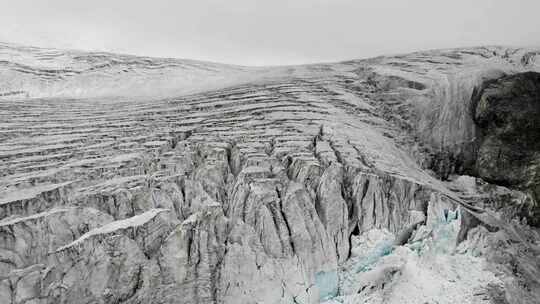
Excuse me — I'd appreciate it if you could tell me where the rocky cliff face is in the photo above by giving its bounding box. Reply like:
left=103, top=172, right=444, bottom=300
left=1, top=43, right=540, bottom=304
left=472, top=72, right=540, bottom=225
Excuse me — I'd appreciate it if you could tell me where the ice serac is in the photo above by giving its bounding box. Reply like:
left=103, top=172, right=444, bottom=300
left=156, top=205, right=228, bottom=303
left=352, top=172, right=430, bottom=234
left=316, top=163, right=349, bottom=263
left=1, top=43, right=540, bottom=304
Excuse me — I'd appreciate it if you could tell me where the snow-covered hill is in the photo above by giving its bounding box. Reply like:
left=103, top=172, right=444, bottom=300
left=0, top=42, right=280, bottom=99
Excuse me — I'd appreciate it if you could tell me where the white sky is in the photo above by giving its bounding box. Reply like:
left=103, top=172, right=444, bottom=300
left=1, top=0, right=540, bottom=66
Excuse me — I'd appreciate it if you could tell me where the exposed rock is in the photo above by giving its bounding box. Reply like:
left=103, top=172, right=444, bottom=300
left=473, top=72, right=540, bottom=225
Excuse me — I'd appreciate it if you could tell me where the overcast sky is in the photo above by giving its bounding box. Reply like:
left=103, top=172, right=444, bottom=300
left=1, top=0, right=540, bottom=65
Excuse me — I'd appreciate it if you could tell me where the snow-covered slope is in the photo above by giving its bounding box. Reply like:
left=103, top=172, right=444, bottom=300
left=1, top=43, right=540, bottom=304
left=0, top=42, right=282, bottom=99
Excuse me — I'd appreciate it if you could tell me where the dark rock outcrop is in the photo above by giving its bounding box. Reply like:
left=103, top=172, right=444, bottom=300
left=473, top=72, right=540, bottom=225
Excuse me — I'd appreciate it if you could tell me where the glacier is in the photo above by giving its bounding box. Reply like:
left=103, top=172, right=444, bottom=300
left=1, top=42, right=540, bottom=303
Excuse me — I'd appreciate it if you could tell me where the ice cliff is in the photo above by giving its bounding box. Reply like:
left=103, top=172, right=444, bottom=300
left=1, top=42, right=540, bottom=303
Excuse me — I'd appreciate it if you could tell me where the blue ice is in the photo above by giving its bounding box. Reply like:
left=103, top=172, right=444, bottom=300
left=315, top=270, right=339, bottom=301
left=355, top=240, right=394, bottom=273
